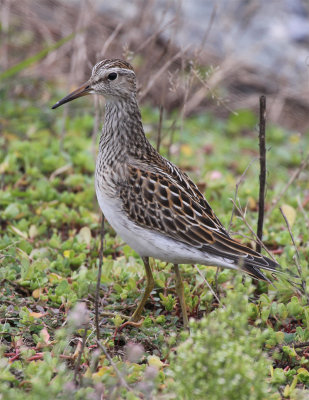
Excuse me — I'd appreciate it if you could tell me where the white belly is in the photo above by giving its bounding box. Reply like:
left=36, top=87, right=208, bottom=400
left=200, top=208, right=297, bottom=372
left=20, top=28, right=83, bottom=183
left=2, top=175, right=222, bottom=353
left=95, top=183, right=237, bottom=269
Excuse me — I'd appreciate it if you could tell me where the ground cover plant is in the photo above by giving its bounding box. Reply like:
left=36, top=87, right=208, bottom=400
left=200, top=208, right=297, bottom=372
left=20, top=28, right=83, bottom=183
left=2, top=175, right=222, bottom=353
left=0, top=6, right=309, bottom=397
left=0, top=67, right=309, bottom=399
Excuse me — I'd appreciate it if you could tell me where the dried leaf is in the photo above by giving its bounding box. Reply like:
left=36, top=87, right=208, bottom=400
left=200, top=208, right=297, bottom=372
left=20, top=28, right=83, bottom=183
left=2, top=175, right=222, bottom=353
left=10, top=226, right=28, bottom=239
left=73, top=340, right=82, bottom=359
left=29, top=224, right=39, bottom=239
left=48, top=273, right=64, bottom=283
left=41, top=328, right=50, bottom=344
left=147, top=355, right=163, bottom=369
left=35, top=327, right=51, bottom=350
left=32, top=288, right=44, bottom=299
left=78, top=226, right=92, bottom=247
left=248, top=196, right=257, bottom=211
left=0, top=160, right=9, bottom=174
left=29, top=312, right=44, bottom=319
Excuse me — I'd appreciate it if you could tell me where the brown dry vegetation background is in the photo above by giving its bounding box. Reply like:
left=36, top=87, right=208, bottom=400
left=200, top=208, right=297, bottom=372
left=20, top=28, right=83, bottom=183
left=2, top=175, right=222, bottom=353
left=2, top=0, right=309, bottom=133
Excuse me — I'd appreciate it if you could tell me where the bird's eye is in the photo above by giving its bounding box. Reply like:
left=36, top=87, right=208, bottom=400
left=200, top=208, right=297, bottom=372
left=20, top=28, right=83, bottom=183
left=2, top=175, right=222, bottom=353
left=107, top=72, right=117, bottom=81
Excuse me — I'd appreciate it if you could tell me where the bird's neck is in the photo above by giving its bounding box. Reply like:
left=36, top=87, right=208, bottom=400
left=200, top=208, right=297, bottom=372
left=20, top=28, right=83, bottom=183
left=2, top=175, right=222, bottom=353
left=99, top=94, right=151, bottom=160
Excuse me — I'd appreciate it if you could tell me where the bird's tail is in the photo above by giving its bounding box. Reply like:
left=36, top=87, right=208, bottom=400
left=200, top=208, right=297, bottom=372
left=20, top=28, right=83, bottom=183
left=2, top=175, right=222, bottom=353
left=236, top=252, right=299, bottom=290
left=239, top=254, right=280, bottom=283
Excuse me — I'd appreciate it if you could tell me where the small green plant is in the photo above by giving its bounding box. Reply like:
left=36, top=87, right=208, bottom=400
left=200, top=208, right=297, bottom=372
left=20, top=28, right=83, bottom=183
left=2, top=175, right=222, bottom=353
left=168, top=283, right=272, bottom=400
left=159, top=293, right=176, bottom=312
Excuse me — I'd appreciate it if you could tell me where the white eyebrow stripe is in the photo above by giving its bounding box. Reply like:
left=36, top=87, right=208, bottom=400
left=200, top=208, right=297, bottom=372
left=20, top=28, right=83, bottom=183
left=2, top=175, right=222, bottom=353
left=92, top=67, right=135, bottom=81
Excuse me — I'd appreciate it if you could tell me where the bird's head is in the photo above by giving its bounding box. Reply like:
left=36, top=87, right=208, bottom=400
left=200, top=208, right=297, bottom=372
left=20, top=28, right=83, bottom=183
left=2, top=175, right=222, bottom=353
left=52, top=59, right=136, bottom=109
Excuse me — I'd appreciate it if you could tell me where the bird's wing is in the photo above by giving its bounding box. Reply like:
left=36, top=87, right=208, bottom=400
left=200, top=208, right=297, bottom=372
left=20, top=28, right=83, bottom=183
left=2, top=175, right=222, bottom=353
left=119, top=164, right=279, bottom=280
left=159, top=159, right=230, bottom=237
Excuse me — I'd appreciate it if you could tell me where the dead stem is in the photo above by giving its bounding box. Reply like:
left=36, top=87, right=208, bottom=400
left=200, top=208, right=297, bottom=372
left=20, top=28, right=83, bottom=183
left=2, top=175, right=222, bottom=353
left=74, top=323, right=88, bottom=386
left=256, top=95, right=267, bottom=253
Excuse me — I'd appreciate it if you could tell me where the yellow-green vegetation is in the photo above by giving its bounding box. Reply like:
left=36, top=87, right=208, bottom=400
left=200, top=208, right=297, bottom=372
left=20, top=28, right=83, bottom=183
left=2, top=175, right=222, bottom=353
left=0, top=80, right=309, bottom=399
left=170, top=284, right=271, bottom=400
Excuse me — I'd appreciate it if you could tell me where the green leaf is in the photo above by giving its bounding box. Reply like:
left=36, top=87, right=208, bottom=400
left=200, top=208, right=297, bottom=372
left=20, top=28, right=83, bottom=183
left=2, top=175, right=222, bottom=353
left=0, top=33, right=74, bottom=80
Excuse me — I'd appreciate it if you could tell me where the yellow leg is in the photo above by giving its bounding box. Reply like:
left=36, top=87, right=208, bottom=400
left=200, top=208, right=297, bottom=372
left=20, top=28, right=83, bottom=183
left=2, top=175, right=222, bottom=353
left=174, top=264, right=189, bottom=328
left=130, top=257, right=154, bottom=322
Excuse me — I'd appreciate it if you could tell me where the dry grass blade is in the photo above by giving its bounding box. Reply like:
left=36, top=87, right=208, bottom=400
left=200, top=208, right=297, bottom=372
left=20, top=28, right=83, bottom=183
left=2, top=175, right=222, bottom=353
left=96, top=340, right=131, bottom=391
left=139, top=46, right=190, bottom=101
left=135, top=19, right=176, bottom=53
left=279, top=207, right=306, bottom=295
left=184, top=59, right=240, bottom=117
left=99, top=311, right=129, bottom=320
left=49, top=164, right=72, bottom=181
left=193, top=264, right=222, bottom=306
left=268, top=154, right=309, bottom=214
left=188, top=68, right=237, bottom=117
left=230, top=199, right=276, bottom=262
left=99, top=22, right=123, bottom=59
left=297, top=197, right=309, bottom=227
left=228, top=156, right=258, bottom=232
left=198, top=4, right=217, bottom=49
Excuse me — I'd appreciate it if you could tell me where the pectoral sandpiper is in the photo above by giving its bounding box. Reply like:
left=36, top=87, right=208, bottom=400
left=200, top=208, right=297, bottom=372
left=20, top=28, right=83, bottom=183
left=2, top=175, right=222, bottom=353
left=52, top=59, right=279, bottom=326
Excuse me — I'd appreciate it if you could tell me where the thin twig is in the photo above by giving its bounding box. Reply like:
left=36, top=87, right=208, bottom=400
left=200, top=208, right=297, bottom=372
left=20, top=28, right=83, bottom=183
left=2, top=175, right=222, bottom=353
left=230, top=199, right=276, bottom=262
left=268, top=154, right=309, bottom=214
left=167, top=119, right=177, bottom=159
left=270, top=340, right=309, bottom=356
left=228, top=156, right=258, bottom=232
left=74, top=323, right=89, bottom=386
left=96, top=340, right=131, bottom=391
left=214, top=267, right=220, bottom=299
left=279, top=207, right=306, bottom=295
left=139, top=45, right=190, bottom=101
left=95, top=215, right=105, bottom=341
left=190, top=68, right=237, bottom=116
left=193, top=264, right=222, bottom=306
left=198, top=4, right=217, bottom=49
left=293, top=341, right=309, bottom=349
left=297, top=196, right=309, bottom=227
left=156, top=105, right=164, bottom=152
left=256, top=95, right=267, bottom=253
left=99, top=311, right=130, bottom=320
left=99, top=22, right=123, bottom=58
left=135, top=19, right=176, bottom=53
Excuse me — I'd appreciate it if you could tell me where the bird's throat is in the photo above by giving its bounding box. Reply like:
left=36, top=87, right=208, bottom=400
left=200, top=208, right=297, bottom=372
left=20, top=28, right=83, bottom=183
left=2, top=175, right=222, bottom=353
left=99, top=96, right=150, bottom=160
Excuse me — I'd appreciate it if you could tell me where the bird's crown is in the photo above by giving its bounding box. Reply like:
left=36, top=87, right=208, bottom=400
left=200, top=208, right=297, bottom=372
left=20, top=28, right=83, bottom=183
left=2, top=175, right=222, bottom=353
left=92, top=59, right=134, bottom=76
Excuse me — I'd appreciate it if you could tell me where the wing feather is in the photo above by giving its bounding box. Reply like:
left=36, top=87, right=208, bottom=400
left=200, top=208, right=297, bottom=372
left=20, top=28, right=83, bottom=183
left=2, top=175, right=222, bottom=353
left=118, top=164, right=279, bottom=280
